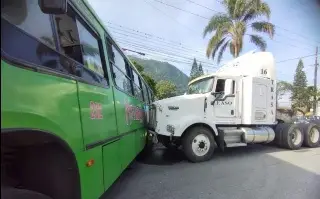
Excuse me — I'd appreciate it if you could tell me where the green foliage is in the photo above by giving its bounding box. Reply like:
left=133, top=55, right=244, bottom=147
left=156, top=80, right=177, bottom=100
left=291, top=59, right=308, bottom=110
left=190, top=58, right=198, bottom=80
left=132, top=61, right=157, bottom=94
left=129, top=56, right=189, bottom=95
left=132, top=61, right=144, bottom=73
left=141, top=73, right=157, bottom=94
left=190, top=59, right=205, bottom=81
left=203, top=0, right=275, bottom=63
left=198, top=63, right=204, bottom=76
left=276, top=80, right=292, bottom=101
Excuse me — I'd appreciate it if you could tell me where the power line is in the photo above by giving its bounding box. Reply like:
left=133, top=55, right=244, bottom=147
left=143, top=0, right=200, bottom=35
left=183, top=0, right=220, bottom=13
left=153, top=0, right=320, bottom=45
left=151, top=0, right=210, bottom=20
left=108, top=21, right=314, bottom=57
left=109, top=30, right=211, bottom=60
left=110, top=30, right=207, bottom=57
left=106, top=21, right=205, bottom=50
left=276, top=53, right=319, bottom=63
left=118, top=41, right=217, bottom=67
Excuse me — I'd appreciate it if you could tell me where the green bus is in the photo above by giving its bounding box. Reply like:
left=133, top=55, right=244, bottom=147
left=1, top=0, right=155, bottom=198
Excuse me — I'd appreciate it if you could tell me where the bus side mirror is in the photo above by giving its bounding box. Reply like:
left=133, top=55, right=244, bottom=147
left=39, top=0, right=68, bottom=14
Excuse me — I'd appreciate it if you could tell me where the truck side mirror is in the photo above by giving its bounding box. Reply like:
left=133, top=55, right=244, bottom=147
left=224, top=79, right=233, bottom=96
left=39, top=0, right=68, bottom=14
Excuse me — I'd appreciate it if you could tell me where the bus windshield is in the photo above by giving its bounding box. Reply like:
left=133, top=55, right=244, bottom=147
left=187, top=77, right=214, bottom=94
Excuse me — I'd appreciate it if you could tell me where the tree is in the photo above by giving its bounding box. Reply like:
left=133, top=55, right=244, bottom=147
left=291, top=59, right=308, bottom=110
left=304, top=86, right=320, bottom=111
left=276, top=80, right=292, bottom=108
left=190, top=58, right=198, bottom=80
left=203, top=0, right=275, bottom=64
left=198, top=63, right=204, bottom=76
left=132, top=61, right=157, bottom=94
left=156, top=80, right=177, bottom=99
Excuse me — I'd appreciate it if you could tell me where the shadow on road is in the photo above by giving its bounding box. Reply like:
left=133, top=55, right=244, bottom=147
left=136, top=144, right=185, bottom=165
left=136, top=143, right=290, bottom=166
left=102, top=144, right=320, bottom=199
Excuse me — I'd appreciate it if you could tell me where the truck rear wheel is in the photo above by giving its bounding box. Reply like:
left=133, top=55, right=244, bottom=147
left=182, top=126, right=215, bottom=163
left=300, top=123, right=320, bottom=148
left=275, top=123, right=304, bottom=150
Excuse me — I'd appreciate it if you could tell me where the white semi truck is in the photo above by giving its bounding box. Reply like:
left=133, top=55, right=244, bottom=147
left=148, top=51, right=320, bottom=162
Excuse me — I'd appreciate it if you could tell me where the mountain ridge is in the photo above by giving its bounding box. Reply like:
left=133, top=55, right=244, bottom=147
left=129, top=56, right=189, bottom=95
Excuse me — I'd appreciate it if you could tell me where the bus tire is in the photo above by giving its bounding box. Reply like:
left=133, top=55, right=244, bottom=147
left=300, top=123, right=320, bottom=148
left=1, top=186, right=52, bottom=199
left=275, top=123, right=303, bottom=150
left=182, top=126, right=215, bottom=163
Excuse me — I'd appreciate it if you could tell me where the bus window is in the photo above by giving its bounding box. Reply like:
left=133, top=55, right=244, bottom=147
left=53, top=6, right=108, bottom=86
left=106, top=39, right=133, bottom=94
left=132, top=69, right=143, bottom=101
left=142, top=81, right=149, bottom=103
left=148, top=88, right=154, bottom=102
left=1, top=0, right=55, bottom=49
left=76, top=20, right=104, bottom=76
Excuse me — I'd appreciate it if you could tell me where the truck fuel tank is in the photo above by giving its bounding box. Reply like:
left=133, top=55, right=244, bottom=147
left=241, top=126, right=275, bottom=144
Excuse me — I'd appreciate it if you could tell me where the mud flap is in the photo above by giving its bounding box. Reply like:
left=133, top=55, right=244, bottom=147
left=218, top=129, right=225, bottom=152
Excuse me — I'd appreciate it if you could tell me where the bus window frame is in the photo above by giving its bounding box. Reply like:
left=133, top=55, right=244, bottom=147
left=0, top=2, right=108, bottom=89
left=56, top=3, right=110, bottom=86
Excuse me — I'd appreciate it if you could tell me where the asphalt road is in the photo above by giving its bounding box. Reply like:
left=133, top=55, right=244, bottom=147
left=103, top=144, right=320, bottom=199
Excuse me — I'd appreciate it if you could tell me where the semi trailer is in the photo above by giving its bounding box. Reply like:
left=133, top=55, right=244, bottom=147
left=148, top=51, right=320, bottom=162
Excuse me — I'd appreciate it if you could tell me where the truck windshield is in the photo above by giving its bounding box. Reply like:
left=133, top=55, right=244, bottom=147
left=187, top=77, right=214, bottom=94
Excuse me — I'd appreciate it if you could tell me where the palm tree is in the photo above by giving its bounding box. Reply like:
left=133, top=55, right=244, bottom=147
left=203, top=0, right=275, bottom=63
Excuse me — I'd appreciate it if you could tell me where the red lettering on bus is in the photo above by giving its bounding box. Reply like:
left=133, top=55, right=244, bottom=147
left=90, top=101, right=103, bottom=119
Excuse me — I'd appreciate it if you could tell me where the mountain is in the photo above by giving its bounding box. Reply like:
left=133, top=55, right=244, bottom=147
left=129, top=56, right=189, bottom=95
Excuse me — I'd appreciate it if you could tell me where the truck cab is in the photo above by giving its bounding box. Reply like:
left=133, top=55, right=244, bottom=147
left=149, top=51, right=319, bottom=162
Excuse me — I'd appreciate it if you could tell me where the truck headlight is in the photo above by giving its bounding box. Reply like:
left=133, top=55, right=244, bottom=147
left=166, top=125, right=175, bottom=133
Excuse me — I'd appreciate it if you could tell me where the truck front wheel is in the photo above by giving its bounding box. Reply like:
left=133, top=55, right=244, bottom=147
left=182, top=126, right=215, bottom=162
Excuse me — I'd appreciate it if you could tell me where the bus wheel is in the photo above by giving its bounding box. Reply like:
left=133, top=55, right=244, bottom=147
left=182, top=126, right=215, bottom=163
left=276, top=123, right=304, bottom=150
left=301, top=123, right=320, bottom=148
left=1, top=187, right=52, bottom=199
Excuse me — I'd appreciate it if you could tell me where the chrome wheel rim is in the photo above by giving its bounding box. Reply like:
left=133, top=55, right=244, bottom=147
left=310, top=127, right=320, bottom=143
left=291, top=128, right=302, bottom=145
left=191, top=134, right=210, bottom=156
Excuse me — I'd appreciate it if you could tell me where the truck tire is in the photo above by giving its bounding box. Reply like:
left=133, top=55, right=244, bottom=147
left=299, top=123, right=320, bottom=148
left=182, top=126, right=215, bottom=163
left=1, top=186, right=52, bottom=199
left=275, top=123, right=304, bottom=150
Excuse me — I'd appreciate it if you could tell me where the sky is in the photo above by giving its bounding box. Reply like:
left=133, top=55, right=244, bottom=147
left=87, top=0, right=320, bottom=106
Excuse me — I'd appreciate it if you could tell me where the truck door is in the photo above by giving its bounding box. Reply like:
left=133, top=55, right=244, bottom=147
left=213, top=78, right=240, bottom=123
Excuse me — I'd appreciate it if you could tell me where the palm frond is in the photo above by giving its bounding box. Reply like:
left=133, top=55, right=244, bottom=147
left=206, top=28, right=229, bottom=57
left=229, top=42, right=235, bottom=57
left=221, top=0, right=238, bottom=17
left=217, top=40, right=229, bottom=64
left=242, top=1, right=271, bottom=22
left=233, top=0, right=246, bottom=19
left=259, top=2, right=271, bottom=19
left=203, top=14, right=231, bottom=37
left=249, top=34, right=267, bottom=51
left=211, top=37, right=227, bottom=61
left=251, top=21, right=275, bottom=38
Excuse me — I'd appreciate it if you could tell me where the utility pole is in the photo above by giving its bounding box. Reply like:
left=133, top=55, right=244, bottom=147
left=313, top=46, right=318, bottom=115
